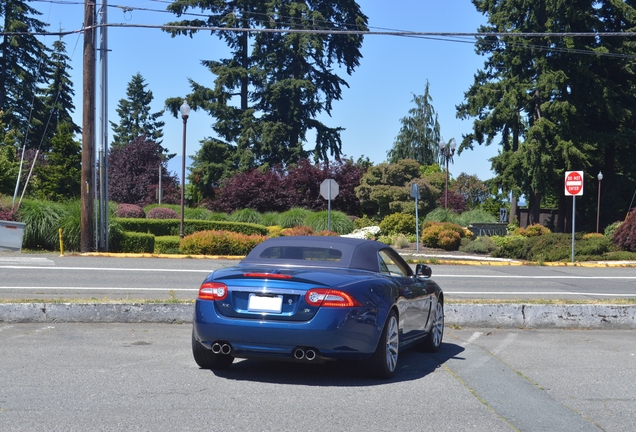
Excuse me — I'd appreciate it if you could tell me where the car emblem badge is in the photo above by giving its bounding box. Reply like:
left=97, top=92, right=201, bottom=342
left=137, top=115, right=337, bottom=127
left=222, top=303, right=230, bottom=308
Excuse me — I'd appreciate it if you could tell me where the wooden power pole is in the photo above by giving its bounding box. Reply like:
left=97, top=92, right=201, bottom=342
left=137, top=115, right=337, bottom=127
left=81, top=0, right=96, bottom=252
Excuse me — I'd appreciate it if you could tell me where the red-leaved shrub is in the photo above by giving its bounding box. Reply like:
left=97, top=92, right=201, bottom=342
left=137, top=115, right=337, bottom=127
left=147, top=207, right=179, bottom=219
left=612, top=208, right=636, bottom=252
left=114, top=204, right=146, bottom=219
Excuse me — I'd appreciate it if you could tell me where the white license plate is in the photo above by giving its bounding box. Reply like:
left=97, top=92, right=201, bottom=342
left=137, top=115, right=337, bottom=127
left=248, top=294, right=283, bottom=313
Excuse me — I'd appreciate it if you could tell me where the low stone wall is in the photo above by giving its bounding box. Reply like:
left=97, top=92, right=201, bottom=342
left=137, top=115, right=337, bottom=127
left=2, top=303, right=635, bottom=329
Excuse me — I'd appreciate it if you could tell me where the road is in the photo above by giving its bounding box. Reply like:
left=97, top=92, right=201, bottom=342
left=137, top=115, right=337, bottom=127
left=1, top=253, right=635, bottom=301
left=1, top=323, right=633, bottom=431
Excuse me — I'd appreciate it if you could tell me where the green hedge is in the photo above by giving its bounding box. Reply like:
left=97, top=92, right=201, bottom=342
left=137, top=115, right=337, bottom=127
left=154, top=236, right=181, bottom=254
left=115, top=218, right=268, bottom=237
left=115, top=232, right=154, bottom=253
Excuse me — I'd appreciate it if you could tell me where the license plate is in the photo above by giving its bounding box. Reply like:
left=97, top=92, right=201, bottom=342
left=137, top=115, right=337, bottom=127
left=248, top=294, right=283, bottom=313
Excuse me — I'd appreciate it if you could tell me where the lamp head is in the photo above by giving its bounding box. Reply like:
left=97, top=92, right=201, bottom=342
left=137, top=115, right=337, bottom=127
left=180, top=100, right=191, bottom=120
left=597, top=171, right=603, bottom=181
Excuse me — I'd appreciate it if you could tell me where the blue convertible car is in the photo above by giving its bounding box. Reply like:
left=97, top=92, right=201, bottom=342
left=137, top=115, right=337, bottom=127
left=192, top=236, right=444, bottom=378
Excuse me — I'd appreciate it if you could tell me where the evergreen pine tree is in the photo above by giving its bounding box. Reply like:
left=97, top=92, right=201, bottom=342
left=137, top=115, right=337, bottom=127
left=110, top=73, right=165, bottom=150
left=0, top=0, right=51, bottom=148
left=387, top=81, right=441, bottom=165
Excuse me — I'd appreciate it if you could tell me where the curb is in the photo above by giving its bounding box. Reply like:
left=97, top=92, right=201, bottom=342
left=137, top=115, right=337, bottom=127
left=2, top=303, right=635, bottom=329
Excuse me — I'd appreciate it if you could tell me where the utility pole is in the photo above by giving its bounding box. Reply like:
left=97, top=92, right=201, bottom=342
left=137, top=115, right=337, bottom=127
left=98, top=0, right=109, bottom=251
left=81, top=0, right=96, bottom=252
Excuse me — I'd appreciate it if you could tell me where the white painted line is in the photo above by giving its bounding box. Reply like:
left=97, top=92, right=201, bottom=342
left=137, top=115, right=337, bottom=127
left=0, top=266, right=211, bottom=272
left=435, top=275, right=636, bottom=279
left=0, top=286, right=198, bottom=291
left=446, top=291, right=636, bottom=296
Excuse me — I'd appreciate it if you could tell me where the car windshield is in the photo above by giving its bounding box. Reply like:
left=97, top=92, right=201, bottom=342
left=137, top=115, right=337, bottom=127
left=259, top=246, right=343, bottom=262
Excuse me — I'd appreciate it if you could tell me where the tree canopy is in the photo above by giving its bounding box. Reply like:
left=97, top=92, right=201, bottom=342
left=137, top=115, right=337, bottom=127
left=387, top=81, right=441, bottom=165
left=165, top=0, right=368, bottom=177
left=458, top=0, right=636, bottom=231
left=110, top=73, right=166, bottom=150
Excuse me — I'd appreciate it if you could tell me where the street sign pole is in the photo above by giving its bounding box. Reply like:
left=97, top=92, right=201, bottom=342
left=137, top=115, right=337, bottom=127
left=328, top=181, right=332, bottom=232
left=320, top=179, right=339, bottom=232
left=571, top=195, right=576, bottom=262
left=564, top=171, right=584, bottom=263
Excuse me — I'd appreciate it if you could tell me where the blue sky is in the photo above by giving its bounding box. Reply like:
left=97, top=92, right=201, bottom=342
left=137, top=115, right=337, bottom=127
left=34, top=0, right=497, bottom=183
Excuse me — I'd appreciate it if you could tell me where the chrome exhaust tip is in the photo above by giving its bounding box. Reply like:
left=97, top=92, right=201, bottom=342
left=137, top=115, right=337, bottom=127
left=293, top=348, right=305, bottom=360
left=305, top=349, right=317, bottom=361
left=211, top=343, right=222, bottom=354
left=221, top=344, right=232, bottom=355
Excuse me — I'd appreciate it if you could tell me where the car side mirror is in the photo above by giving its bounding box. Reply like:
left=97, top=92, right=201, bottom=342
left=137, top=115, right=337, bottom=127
left=415, top=263, right=432, bottom=278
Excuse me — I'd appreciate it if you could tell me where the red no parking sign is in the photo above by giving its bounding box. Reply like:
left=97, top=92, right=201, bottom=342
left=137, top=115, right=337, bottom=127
left=565, top=171, right=584, bottom=196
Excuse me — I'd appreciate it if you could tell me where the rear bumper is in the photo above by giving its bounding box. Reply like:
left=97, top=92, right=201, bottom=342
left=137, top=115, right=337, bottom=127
left=193, top=299, right=383, bottom=360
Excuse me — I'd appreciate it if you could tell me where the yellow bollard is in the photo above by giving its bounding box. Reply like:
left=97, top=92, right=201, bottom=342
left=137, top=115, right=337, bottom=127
left=59, top=228, right=64, bottom=256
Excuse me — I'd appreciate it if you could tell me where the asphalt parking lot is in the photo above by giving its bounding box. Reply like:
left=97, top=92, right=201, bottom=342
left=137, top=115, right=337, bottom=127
left=1, top=323, right=634, bottom=431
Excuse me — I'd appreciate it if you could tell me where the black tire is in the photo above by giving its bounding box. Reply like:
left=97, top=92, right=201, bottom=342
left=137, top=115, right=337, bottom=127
left=421, top=301, right=444, bottom=352
left=191, top=330, right=234, bottom=370
left=368, top=310, right=399, bottom=379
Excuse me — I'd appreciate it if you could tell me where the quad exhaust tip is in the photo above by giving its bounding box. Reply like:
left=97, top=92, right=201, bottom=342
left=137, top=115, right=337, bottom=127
left=211, top=342, right=232, bottom=355
left=293, top=347, right=318, bottom=361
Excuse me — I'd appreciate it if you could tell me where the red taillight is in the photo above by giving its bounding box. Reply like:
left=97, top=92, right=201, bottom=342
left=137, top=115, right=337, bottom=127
left=198, top=282, right=228, bottom=300
left=304, top=288, right=361, bottom=308
left=243, top=273, right=292, bottom=279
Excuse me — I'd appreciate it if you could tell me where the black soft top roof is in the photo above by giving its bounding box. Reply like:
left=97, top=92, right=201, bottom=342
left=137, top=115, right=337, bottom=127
left=240, top=236, right=394, bottom=273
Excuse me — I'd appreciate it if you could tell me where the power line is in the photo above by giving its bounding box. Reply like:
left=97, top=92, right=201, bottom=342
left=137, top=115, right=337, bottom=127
left=7, top=22, right=636, bottom=39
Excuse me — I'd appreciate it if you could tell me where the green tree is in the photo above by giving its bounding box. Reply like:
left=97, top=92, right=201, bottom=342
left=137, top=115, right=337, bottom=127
left=458, top=0, right=636, bottom=231
left=452, top=173, right=489, bottom=209
left=355, top=159, right=439, bottom=218
left=188, top=138, right=238, bottom=201
left=0, top=0, right=51, bottom=148
left=37, top=36, right=80, bottom=148
left=110, top=73, right=165, bottom=149
left=165, top=0, right=368, bottom=169
left=32, top=122, right=81, bottom=201
left=387, top=81, right=441, bottom=165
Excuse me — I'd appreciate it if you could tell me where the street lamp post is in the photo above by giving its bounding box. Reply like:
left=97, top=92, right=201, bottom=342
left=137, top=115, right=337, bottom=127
left=596, top=171, right=603, bottom=233
left=180, top=100, right=191, bottom=239
left=438, top=138, right=456, bottom=209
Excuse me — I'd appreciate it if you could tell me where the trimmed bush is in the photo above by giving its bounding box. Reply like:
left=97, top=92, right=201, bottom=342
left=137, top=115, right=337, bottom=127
left=180, top=230, right=266, bottom=256
left=145, top=204, right=228, bottom=221
left=459, top=236, right=499, bottom=255
left=154, top=236, right=181, bottom=254
left=421, top=221, right=466, bottom=251
left=115, top=204, right=145, bottom=218
left=116, top=218, right=268, bottom=237
left=147, top=207, right=179, bottom=219
left=379, top=213, right=416, bottom=235
left=278, top=208, right=311, bottom=228
left=303, top=210, right=354, bottom=235
left=492, top=233, right=614, bottom=261
left=519, top=223, right=551, bottom=237
left=612, top=209, right=636, bottom=252
left=353, top=215, right=376, bottom=230
left=116, top=232, right=154, bottom=253
left=229, top=208, right=263, bottom=225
